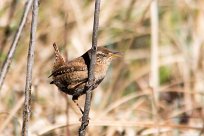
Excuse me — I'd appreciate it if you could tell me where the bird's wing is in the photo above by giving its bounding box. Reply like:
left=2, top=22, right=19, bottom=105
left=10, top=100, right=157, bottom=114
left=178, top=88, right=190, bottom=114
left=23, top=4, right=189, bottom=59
left=49, top=57, right=89, bottom=83
left=48, top=65, right=87, bottom=77
left=49, top=56, right=87, bottom=77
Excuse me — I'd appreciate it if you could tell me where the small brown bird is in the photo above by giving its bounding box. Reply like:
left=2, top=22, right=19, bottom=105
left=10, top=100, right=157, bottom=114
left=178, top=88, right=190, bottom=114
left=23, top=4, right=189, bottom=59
left=49, top=43, right=121, bottom=111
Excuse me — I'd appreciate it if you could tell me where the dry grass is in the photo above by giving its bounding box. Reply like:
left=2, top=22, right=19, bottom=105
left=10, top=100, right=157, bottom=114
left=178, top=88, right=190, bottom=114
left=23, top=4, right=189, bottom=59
left=1, top=0, right=204, bottom=135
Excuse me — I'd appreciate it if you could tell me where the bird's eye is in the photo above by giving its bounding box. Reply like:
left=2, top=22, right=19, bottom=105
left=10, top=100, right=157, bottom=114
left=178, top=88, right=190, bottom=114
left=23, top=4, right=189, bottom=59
left=99, top=53, right=106, bottom=57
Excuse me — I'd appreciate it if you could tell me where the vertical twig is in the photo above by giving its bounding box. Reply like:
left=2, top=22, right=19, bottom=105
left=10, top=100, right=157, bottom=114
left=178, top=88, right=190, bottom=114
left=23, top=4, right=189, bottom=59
left=78, top=0, right=101, bottom=136
left=150, top=0, right=159, bottom=135
left=0, top=0, right=33, bottom=91
left=62, top=2, right=70, bottom=135
left=21, top=0, right=39, bottom=136
left=63, top=12, right=70, bottom=136
left=0, top=0, right=18, bottom=58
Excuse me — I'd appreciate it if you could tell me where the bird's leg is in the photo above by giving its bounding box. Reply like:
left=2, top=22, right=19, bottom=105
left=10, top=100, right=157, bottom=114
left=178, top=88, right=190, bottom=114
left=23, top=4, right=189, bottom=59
left=72, top=89, right=91, bottom=122
left=73, top=100, right=84, bottom=114
left=72, top=89, right=85, bottom=114
left=72, top=96, right=84, bottom=115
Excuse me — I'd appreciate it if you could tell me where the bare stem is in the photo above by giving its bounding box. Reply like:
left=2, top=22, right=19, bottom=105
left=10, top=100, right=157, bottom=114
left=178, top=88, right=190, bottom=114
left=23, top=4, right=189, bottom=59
left=21, top=0, right=39, bottom=136
left=0, top=0, right=18, bottom=57
left=0, top=0, right=33, bottom=91
left=78, top=0, right=101, bottom=135
left=150, top=0, right=160, bottom=135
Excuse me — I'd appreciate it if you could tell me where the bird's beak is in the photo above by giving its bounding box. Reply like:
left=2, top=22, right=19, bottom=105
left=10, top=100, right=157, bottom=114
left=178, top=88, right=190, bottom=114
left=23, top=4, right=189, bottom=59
left=111, top=51, right=123, bottom=58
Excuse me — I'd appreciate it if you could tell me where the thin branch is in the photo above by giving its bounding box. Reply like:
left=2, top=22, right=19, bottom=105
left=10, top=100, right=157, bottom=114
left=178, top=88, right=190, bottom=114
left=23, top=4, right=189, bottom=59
left=150, top=0, right=159, bottom=104
left=21, top=0, right=39, bottom=136
left=78, top=0, right=101, bottom=135
left=0, top=0, right=33, bottom=91
left=0, top=0, right=18, bottom=58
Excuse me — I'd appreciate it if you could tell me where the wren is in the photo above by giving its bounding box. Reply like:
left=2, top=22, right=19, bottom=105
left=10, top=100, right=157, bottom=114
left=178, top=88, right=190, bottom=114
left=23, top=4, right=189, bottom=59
left=49, top=43, right=121, bottom=111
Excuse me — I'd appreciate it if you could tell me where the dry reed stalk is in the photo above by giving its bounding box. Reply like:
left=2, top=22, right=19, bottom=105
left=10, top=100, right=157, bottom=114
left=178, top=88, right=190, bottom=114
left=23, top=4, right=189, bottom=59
left=0, top=0, right=18, bottom=56
left=0, top=0, right=33, bottom=91
left=21, top=0, right=39, bottom=135
left=150, top=0, right=160, bottom=135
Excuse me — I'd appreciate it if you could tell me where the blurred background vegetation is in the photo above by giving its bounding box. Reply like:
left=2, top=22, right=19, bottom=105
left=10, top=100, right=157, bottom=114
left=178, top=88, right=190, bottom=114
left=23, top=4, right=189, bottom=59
left=1, top=0, right=204, bottom=136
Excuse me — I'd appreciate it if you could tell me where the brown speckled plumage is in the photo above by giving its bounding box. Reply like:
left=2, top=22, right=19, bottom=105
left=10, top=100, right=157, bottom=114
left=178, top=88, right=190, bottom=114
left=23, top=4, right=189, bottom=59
left=49, top=43, right=121, bottom=100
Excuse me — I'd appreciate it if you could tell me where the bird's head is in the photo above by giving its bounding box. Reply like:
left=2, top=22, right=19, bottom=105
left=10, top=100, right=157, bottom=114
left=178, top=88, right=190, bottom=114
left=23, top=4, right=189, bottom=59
left=96, top=47, right=122, bottom=64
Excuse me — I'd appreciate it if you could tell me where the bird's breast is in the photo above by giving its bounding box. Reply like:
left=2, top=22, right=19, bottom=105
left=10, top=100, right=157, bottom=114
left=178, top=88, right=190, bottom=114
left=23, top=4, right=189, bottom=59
left=94, top=63, right=109, bottom=80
